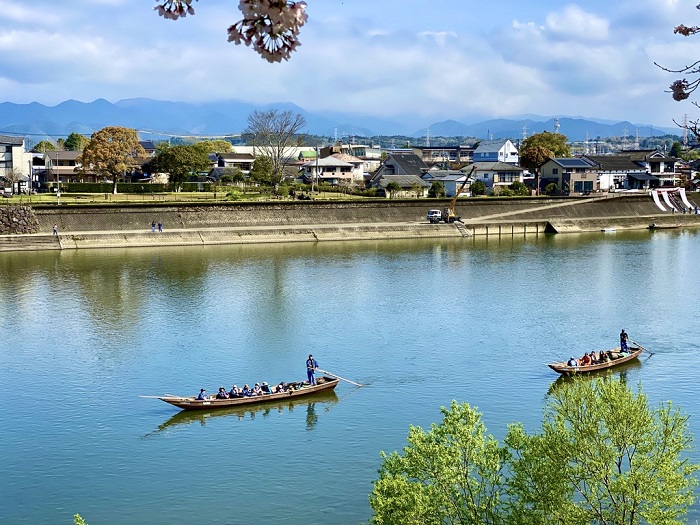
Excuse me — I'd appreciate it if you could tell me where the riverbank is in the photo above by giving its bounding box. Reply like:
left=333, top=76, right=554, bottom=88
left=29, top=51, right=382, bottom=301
left=1, top=193, right=699, bottom=251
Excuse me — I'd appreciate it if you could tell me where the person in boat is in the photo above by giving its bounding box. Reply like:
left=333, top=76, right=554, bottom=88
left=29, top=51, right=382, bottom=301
left=580, top=353, right=592, bottom=366
left=567, top=357, right=578, bottom=367
left=620, top=329, right=629, bottom=352
left=229, top=385, right=240, bottom=398
left=241, top=384, right=251, bottom=397
left=275, top=382, right=287, bottom=393
left=599, top=351, right=610, bottom=363
left=253, top=383, right=263, bottom=396
left=197, top=388, right=207, bottom=400
left=216, top=387, right=228, bottom=399
left=261, top=382, right=272, bottom=394
left=590, top=351, right=599, bottom=364
left=306, top=354, right=319, bottom=385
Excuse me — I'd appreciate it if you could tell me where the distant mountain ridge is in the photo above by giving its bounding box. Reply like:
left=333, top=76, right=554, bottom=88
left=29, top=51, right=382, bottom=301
left=0, top=98, right=680, bottom=143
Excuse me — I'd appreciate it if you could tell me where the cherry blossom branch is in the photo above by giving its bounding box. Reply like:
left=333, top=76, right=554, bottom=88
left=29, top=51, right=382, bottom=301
left=154, top=0, right=308, bottom=63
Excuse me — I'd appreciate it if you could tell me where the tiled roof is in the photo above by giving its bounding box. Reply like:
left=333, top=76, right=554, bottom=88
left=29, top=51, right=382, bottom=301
left=331, top=153, right=363, bottom=163
left=583, top=155, right=646, bottom=171
left=471, top=161, right=523, bottom=171
left=0, top=135, right=25, bottom=145
left=388, top=153, right=429, bottom=175
left=377, top=175, right=430, bottom=188
left=303, top=156, right=354, bottom=167
left=474, top=139, right=509, bottom=153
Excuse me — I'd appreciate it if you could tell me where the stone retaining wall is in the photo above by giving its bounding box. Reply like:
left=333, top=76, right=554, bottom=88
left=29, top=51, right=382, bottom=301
left=0, top=205, right=39, bottom=234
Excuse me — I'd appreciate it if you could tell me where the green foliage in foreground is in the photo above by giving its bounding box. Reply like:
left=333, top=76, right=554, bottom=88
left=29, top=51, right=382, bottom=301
left=74, top=514, right=87, bottom=525
left=370, top=377, right=698, bottom=525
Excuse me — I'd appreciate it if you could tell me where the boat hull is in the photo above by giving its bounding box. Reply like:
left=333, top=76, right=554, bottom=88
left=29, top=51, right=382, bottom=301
left=158, top=376, right=340, bottom=411
left=547, top=346, right=642, bottom=375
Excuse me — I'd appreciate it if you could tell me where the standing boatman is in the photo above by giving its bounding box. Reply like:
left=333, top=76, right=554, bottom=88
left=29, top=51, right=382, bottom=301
left=306, top=354, right=318, bottom=385
left=620, top=329, right=629, bottom=353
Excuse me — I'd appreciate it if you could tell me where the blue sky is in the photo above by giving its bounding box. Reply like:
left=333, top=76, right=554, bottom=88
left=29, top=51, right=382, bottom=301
left=0, top=0, right=699, bottom=127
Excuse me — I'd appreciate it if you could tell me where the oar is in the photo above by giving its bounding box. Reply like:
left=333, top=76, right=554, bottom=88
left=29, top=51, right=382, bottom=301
left=631, top=340, right=654, bottom=355
left=316, top=369, right=363, bottom=387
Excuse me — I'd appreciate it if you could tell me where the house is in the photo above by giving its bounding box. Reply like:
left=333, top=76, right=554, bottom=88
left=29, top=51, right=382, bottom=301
left=371, top=153, right=429, bottom=187
left=0, top=135, right=32, bottom=192
left=370, top=174, right=430, bottom=198
left=299, top=156, right=355, bottom=185
left=471, top=161, right=524, bottom=193
left=539, top=158, right=598, bottom=194
left=329, top=153, right=365, bottom=183
left=625, top=149, right=677, bottom=186
left=415, top=146, right=475, bottom=167
left=139, top=141, right=157, bottom=156
left=472, top=139, right=519, bottom=165
left=44, top=151, right=83, bottom=183
left=421, top=170, right=472, bottom=197
left=216, top=152, right=256, bottom=173
left=582, top=155, right=656, bottom=191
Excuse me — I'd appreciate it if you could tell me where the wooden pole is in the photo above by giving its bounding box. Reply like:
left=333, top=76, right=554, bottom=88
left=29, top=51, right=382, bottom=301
left=630, top=340, right=654, bottom=355
left=316, top=369, right=363, bottom=387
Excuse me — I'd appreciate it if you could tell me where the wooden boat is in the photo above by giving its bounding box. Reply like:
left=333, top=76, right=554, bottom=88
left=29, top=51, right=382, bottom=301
left=153, top=376, right=340, bottom=411
left=547, top=346, right=643, bottom=375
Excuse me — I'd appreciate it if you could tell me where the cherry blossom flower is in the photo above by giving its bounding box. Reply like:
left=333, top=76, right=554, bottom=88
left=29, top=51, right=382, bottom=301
left=154, top=0, right=307, bottom=62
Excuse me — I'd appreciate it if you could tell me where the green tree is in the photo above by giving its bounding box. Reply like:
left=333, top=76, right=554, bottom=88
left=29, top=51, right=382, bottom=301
left=506, top=378, right=698, bottom=525
left=32, top=140, right=56, bottom=153
left=510, top=181, right=531, bottom=196
left=370, top=378, right=698, bottom=525
left=194, top=139, right=233, bottom=154
left=64, top=132, right=90, bottom=151
left=385, top=181, right=401, bottom=198
left=150, top=144, right=210, bottom=189
left=245, top=109, right=306, bottom=186
left=470, top=179, right=487, bottom=196
left=670, top=141, right=683, bottom=158
left=428, top=181, right=445, bottom=198
left=370, top=401, right=506, bottom=525
left=76, top=127, right=146, bottom=193
left=74, top=514, right=88, bottom=525
left=520, top=132, right=571, bottom=159
left=410, top=182, right=422, bottom=198
left=249, top=155, right=274, bottom=184
left=544, top=182, right=559, bottom=196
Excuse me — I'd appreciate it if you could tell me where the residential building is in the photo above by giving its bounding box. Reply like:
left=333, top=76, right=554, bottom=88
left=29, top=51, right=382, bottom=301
left=471, top=161, right=524, bottom=193
left=44, top=151, right=83, bottom=183
left=422, top=170, right=472, bottom=197
left=473, top=139, right=519, bottom=165
left=539, top=158, right=598, bottom=194
left=369, top=174, right=430, bottom=198
left=0, top=135, right=32, bottom=192
left=582, top=155, right=656, bottom=191
left=216, top=152, right=255, bottom=173
left=299, top=156, right=355, bottom=185
left=371, top=153, right=429, bottom=185
left=415, top=146, right=475, bottom=166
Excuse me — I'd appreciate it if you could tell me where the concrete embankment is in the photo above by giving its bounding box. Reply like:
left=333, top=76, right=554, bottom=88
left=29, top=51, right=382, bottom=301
left=0, top=194, right=698, bottom=252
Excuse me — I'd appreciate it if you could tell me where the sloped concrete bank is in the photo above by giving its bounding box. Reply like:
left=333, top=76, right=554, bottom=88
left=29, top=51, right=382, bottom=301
left=0, top=194, right=698, bottom=252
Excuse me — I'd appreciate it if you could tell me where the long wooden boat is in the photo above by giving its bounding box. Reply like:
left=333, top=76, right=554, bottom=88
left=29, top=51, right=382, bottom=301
left=154, top=376, right=340, bottom=411
left=648, top=223, right=680, bottom=230
left=547, top=346, right=643, bottom=375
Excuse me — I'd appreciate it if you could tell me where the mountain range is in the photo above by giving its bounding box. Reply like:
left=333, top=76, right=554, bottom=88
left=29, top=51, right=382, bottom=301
left=0, top=98, right=681, bottom=143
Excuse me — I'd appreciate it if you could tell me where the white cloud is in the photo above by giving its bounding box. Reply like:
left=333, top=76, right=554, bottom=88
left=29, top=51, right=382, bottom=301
left=545, top=5, right=609, bottom=41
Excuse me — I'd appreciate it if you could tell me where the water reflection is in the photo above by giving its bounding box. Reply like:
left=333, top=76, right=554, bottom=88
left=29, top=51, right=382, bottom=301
left=145, top=390, right=339, bottom=438
left=547, top=359, right=643, bottom=396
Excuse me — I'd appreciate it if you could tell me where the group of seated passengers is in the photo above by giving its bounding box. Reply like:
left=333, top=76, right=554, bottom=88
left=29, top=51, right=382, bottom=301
left=214, top=382, right=291, bottom=399
left=567, top=349, right=628, bottom=367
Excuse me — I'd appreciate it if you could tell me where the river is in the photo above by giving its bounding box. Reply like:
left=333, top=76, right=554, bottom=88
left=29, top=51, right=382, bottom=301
left=1, top=230, right=699, bottom=524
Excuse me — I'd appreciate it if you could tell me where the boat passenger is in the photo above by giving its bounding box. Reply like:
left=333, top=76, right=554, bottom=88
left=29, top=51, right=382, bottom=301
left=580, top=353, right=592, bottom=366
left=216, top=387, right=228, bottom=399
left=253, top=383, right=263, bottom=396
left=241, top=384, right=251, bottom=396
left=197, top=388, right=207, bottom=400
left=567, top=357, right=578, bottom=367
left=275, top=382, right=287, bottom=393
left=589, top=351, right=598, bottom=363
left=229, top=385, right=240, bottom=398
left=620, top=329, right=629, bottom=352
left=261, top=382, right=272, bottom=394
left=599, top=351, right=610, bottom=363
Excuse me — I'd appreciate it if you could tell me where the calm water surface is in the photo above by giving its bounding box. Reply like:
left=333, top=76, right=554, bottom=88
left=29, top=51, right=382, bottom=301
left=1, top=231, right=699, bottom=524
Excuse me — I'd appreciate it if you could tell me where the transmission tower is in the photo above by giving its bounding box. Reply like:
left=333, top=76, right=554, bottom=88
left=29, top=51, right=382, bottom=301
left=522, top=124, right=528, bottom=141
left=426, top=128, right=430, bottom=147
left=683, top=114, right=689, bottom=147
left=554, top=117, right=560, bottom=134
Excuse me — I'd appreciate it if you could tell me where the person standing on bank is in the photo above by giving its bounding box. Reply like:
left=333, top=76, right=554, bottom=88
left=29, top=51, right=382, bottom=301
left=53, top=224, right=58, bottom=236
left=306, top=354, right=318, bottom=385
left=620, top=329, right=629, bottom=352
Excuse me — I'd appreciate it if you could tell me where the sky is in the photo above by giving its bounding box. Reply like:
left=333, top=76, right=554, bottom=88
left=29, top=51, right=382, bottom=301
left=1, top=0, right=700, bottom=128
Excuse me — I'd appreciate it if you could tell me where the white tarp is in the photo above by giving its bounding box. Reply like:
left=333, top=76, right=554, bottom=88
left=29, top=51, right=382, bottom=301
left=651, top=190, right=666, bottom=211
left=680, top=188, right=694, bottom=210
left=662, top=191, right=676, bottom=211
